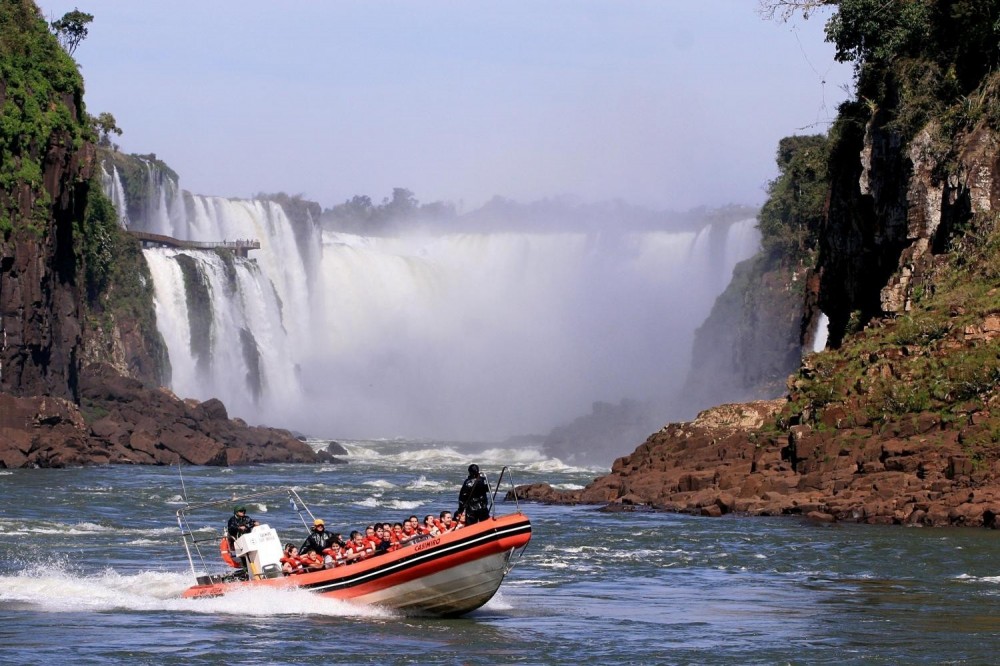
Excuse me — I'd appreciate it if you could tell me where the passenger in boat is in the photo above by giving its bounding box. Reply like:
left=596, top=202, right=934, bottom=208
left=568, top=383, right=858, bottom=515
left=371, top=526, right=392, bottom=555
left=438, top=510, right=455, bottom=533
left=281, top=543, right=306, bottom=574
left=456, top=464, right=491, bottom=524
left=391, top=522, right=407, bottom=545
left=226, top=505, right=254, bottom=546
left=400, top=520, right=419, bottom=543
left=298, top=550, right=325, bottom=571
left=343, top=530, right=374, bottom=563
left=364, top=525, right=380, bottom=545
left=422, top=515, right=441, bottom=536
left=454, top=511, right=466, bottom=529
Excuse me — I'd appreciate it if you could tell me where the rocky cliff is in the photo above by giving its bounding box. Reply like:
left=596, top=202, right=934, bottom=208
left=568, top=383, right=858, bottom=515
left=518, top=4, right=1000, bottom=527
left=0, top=2, right=324, bottom=467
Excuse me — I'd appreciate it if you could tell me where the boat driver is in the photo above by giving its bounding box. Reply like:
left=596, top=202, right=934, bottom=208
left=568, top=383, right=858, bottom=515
left=226, top=505, right=254, bottom=546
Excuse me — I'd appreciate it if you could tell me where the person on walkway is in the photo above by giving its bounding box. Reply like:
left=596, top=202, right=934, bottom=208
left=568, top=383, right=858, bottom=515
left=456, top=464, right=491, bottom=525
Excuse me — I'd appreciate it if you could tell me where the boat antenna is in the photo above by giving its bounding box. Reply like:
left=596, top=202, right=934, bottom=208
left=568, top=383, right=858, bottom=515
left=177, top=455, right=190, bottom=505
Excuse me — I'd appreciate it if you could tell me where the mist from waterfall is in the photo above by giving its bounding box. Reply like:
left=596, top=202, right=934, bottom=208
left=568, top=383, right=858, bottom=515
left=106, top=161, right=760, bottom=442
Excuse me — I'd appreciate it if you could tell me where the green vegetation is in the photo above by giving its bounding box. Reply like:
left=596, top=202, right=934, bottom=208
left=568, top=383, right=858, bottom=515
left=49, top=7, right=92, bottom=56
left=783, top=222, right=1000, bottom=451
left=101, top=149, right=179, bottom=223
left=757, top=134, right=830, bottom=266
left=754, top=1, right=1000, bottom=463
left=322, top=188, right=457, bottom=232
left=0, top=0, right=90, bottom=236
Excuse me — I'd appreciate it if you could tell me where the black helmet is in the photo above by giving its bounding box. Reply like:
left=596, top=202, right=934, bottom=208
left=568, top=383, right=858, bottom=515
left=468, top=464, right=479, bottom=476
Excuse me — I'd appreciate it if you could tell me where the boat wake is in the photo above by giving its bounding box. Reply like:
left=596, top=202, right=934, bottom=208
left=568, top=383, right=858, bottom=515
left=0, top=562, right=395, bottom=618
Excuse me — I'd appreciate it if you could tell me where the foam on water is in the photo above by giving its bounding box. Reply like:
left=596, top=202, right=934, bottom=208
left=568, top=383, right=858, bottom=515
left=0, top=565, right=392, bottom=618
left=363, top=480, right=398, bottom=490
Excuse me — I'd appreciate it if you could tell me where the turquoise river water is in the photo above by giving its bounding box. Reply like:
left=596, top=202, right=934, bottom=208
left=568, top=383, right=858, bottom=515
left=1, top=439, right=999, bottom=665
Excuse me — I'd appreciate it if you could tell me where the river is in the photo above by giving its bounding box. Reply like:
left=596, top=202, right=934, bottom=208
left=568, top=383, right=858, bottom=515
left=2, top=440, right=998, bottom=665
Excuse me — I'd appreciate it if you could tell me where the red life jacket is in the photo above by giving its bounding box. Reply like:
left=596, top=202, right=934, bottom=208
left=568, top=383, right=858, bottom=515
left=281, top=555, right=304, bottom=573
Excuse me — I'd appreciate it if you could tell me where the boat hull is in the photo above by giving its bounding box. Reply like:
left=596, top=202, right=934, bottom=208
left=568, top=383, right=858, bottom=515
left=182, top=512, right=531, bottom=617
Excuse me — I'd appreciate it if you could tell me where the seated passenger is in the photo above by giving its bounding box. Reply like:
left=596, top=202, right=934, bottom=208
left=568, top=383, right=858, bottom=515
left=390, top=522, right=406, bottom=544
left=422, top=515, right=441, bottom=536
left=454, top=511, right=467, bottom=529
left=343, top=530, right=374, bottom=563
left=400, top=521, right=419, bottom=543
left=298, top=550, right=325, bottom=571
left=371, top=526, right=392, bottom=555
left=438, top=510, right=456, bottom=533
left=281, top=543, right=305, bottom=574
left=322, top=541, right=346, bottom=568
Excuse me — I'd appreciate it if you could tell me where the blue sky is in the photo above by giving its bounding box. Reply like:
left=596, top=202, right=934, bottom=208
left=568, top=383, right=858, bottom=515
left=39, top=1, right=853, bottom=211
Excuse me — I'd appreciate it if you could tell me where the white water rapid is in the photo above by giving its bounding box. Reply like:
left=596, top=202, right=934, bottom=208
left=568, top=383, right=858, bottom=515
left=105, top=161, right=760, bottom=441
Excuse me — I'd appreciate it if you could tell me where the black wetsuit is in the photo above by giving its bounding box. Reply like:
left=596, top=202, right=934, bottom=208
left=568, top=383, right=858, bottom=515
left=457, top=473, right=491, bottom=524
left=300, top=528, right=345, bottom=556
left=227, top=513, right=254, bottom=544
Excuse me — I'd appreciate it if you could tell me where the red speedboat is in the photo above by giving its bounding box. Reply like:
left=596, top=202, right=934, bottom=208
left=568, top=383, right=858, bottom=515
left=177, top=477, right=531, bottom=617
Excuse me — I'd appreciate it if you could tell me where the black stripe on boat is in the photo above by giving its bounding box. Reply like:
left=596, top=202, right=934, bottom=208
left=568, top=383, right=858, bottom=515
left=302, top=520, right=532, bottom=593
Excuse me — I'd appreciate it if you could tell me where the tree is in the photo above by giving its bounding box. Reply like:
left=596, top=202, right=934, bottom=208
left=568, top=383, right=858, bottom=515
left=51, top=8, right=94, bottom=56
left=381, top=188, right=419, bottom=219
left=757, top=134, right=831, bottom=265
left=757, top=0, right=832, bottom=22
left=91, top=112, right=122, bottom=148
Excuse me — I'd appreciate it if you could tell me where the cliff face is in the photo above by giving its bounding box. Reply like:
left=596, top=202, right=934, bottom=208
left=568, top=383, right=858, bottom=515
left=0, top=2, right=92, bottom=401
left=684, top=259, right=807, bottom=409
left=520, top=10, right=1000, bottom=527
left=0, top=2, right=321, bottom=468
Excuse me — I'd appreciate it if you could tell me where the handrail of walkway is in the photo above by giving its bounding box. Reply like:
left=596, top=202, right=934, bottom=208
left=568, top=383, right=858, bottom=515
left=127, top=230, right=261, bottom=253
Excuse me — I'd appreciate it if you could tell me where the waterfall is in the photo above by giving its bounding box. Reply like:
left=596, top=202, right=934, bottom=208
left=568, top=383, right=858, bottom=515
left=104, top=166, right=759, bottom=438
left=99, top=163, right=130, bottom=228
left=811, top=312, right=830, bottom=352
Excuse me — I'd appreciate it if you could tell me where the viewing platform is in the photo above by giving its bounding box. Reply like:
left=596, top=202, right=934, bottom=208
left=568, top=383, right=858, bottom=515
left=127, top=230, right=261, bottom=258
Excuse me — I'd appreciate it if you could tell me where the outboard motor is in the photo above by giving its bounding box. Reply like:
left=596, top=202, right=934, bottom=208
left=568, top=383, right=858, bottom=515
left=233, top=525, right=284, bottom=579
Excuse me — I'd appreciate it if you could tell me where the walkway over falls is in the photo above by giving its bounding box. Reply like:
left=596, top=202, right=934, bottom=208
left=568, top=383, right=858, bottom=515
left=127, top=230, right=261, bottom=257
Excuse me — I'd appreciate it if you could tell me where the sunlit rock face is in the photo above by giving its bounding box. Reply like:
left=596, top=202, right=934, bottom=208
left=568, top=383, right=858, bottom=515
left=106, top=162, right=760, bottom=444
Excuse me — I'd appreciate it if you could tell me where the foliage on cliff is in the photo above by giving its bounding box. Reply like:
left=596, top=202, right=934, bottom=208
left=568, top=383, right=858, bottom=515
left=100, top=149, right=178, bottom=224
left=769, top=0, right=1000, bottom=459
left=757, top=134, right=830, bottom=267
left=78, top=179, right=168, bottom=386
left=0, top=0, right=88, bottom=235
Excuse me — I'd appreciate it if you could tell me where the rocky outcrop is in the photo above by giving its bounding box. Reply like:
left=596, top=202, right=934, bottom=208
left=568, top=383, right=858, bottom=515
left=517, top=398, right=1000, bottom=527
left=684, top=258, right=807, bottom=409
left=0, top=363, right=323, bottom=468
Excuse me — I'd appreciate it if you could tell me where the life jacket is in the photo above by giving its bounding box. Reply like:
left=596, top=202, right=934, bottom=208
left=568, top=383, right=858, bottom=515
left=220, top=536, right=241, bottom=569
left=281, top=555, right=305, bottom=574
left=298, top=552, right=324, bottom=570
left=346, top=540, right=371, bottom=561
left=323, top=546, right=346, bottom=567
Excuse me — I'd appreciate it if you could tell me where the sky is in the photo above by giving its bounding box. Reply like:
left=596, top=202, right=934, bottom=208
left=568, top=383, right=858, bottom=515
left=39, top=1, right=853, bottom=212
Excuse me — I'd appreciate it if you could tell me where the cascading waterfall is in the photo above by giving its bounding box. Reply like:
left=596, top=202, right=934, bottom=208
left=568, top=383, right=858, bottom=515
left=99, top=164, right=130, bottom=228
left=304, top=221, right=760, bottom=440
left=106, top=163, right=760, bottom=440
left=811, top=312, right=830, bottom=352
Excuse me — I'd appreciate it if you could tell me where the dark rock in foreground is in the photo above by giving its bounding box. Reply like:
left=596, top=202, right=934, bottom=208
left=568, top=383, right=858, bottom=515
left=0, top=363, right=322, bottom=468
